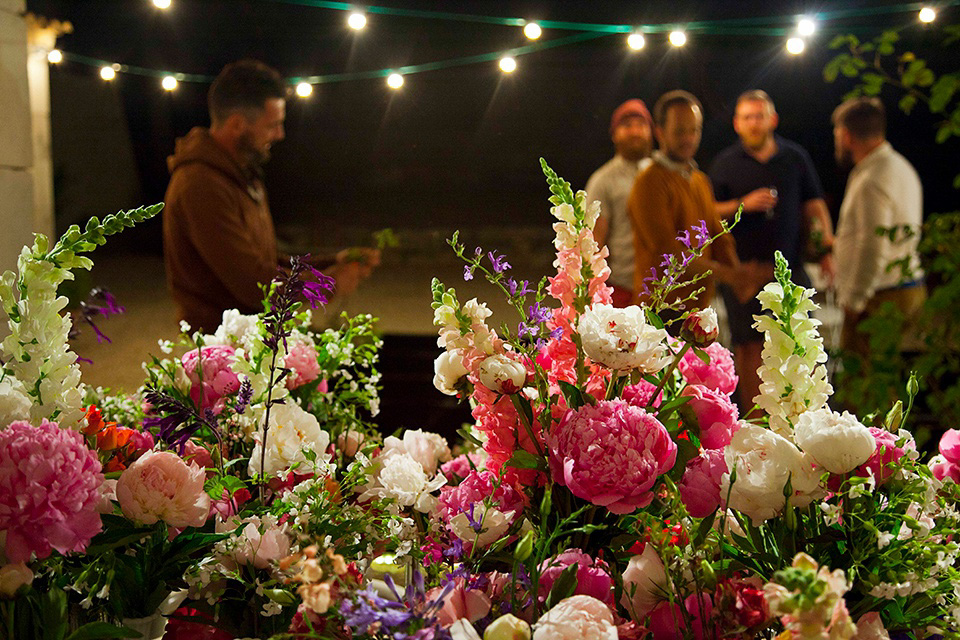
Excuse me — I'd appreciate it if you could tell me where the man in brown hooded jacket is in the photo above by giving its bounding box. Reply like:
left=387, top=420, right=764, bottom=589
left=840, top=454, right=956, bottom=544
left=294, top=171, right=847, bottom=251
left=163, top=60, right=375, bottom=331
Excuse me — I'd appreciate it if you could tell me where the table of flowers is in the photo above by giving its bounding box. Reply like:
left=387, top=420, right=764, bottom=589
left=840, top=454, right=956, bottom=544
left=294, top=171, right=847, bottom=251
left=1, top=163, right=958, bottom=640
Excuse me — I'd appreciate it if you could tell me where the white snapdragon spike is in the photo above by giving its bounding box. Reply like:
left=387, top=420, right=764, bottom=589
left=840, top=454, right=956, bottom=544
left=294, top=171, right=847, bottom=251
left=0, top=376, right=31, bottom=425
left=578, top=303, right=670, bottom=373
left=794, top=408, right=876, bottom=474
left=752, top=254, right=832, bottom=437
left=435, top=296, right=498, bottom=356
left=247, top=401, right=332, bottom=477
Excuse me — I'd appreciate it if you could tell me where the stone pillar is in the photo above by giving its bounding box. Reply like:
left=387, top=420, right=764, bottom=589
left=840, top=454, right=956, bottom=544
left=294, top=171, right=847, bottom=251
left=0, top=0, right=32, bottom=275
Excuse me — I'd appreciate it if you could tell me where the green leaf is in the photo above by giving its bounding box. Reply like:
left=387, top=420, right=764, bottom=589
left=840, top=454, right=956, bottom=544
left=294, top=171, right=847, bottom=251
left=898, top=94, right=918, bottom=114
left=457, top=427, right=483, bottom=447
left=929, top=75, right=959, bottom=113
left=66, top=623, right=140, bottom=640
left=557, top=380, right=585, bottom=409
left=693, top=510, right=717, bottom=547
left=505, top=449, right=547, bottom=471
left=936, top=123, right=954, bottom=144
left=263, top=588, right=299, bottom=606
left=545, top=563, right=579, bottom=609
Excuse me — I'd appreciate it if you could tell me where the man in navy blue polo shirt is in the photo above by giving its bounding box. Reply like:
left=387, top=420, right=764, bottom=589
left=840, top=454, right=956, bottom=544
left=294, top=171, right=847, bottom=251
left=709, top=90, right=835, bottom=415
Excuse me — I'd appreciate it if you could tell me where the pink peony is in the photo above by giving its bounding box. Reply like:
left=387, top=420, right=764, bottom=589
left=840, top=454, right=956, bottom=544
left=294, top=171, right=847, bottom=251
left=436, top=470, right=525, bottom=548
left=116, top=450, right=210, bottom=528
left=533, top=595, right=618, bottom=640
left=216, top=514, right=291, bottom=569
left=678, top=343, right=738, bottom=395
left=680, top=385, right=740, bottom=449
left=546, top=400, right=676, bottom=514
left=648, top=594, right=713, bottom=640
left=539, top=550, right=614, bottom=605
left=440, top=452, right=487, bottom=482
left=678, top=449, right=727, bottom=518
left=181, top=345, right=241, bottom=411
left=0, top=420, right=104, bottom=562
left=931, top=456, right=960, bottom=483
left=854, top=428, right=911, bottom=485
left=622, top=379, right=662, bottom=409
left=285, top=340, right=321, bottom=390
left=939, top=429, right=960, bottom=462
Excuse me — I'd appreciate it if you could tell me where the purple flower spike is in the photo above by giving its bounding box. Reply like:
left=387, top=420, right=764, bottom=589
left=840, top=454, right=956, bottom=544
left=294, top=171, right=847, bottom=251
left=694, top=220, right=710, bottom=246
left=678, top=229, right=693, bottom=249
left=487, top=250, right=511, bottom=274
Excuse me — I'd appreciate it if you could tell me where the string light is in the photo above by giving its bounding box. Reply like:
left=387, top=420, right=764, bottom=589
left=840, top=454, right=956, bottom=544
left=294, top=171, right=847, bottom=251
left=523, top=22, right=542, bottom=40
left=295, top=81, right=313, bottom=97
left=47, top=49, right=63, bottom=64
left=348, top=12, right=367, bottom=30
left=668, top=30, right=687, bottom=47
left=100, top=66, right=116, bottom=81
left=161, top=75, right=178, bottom=90
left=797, top=17, right=816, bottom=36
left=786, top=37, right=805, bottom=55
left=918, top=7, right=936, bottom=22
left=152, top=0, right=171, bottom=9
left=627, top=33, right=645, bottom=50
left=499, top=56, right=517, bottom=73
left=386, top=73, right=404, bottom=88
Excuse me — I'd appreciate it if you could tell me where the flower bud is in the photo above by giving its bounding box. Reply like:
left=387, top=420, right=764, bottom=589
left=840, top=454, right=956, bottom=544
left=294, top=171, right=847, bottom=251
left=477, top=354, right=526, bottom=395
left=0, top=563, right=33, bottom=598
left=514, top=530, right=535, bottom=562
left=337, top=430, right=365, bottom=457
left=434, top=350, right=469, bottom=396
left=884, top=401, right=903, bottom=432
left=484, top=614, right=531, bottom=640
left=906, top=373, right=919, bottom=398
left=680, top=308, right=719, bottom=347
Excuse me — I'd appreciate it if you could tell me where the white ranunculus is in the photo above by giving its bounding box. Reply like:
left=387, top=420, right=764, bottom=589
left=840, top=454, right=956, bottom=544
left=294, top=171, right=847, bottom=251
left=248, top=401, right=331, bottom=477
left=449, top=507, right=516, bottom=549
left=794, top=408, right=876, bottom=474
left=722, top=424, right=823, bottom=524
left=359, top=451, right=446, bottom=513
left=0, top=376, right=32, bottom=426
left=477, top=354, right=527, bottom=394
left=433, top=350, right=468, bottom=396
left=620, top=543, right=668, bottom=619
left=578, top=303, right=669, bottom=373
left=382, top=429, right=451, bottom=476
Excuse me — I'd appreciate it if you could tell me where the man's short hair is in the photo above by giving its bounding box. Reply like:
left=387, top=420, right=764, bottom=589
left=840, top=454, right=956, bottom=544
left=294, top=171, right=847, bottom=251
left=653, top=90, right=703, bottom=126
left=832, top=97, right=886, bottom=140
left=736, top=89, right=776, bottom=113
left=208, top=60, right=287, bottom=125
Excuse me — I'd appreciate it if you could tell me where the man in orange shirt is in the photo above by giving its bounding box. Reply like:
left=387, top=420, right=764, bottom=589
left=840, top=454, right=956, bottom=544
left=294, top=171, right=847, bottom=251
left=628, top=90, right=761, bottom=321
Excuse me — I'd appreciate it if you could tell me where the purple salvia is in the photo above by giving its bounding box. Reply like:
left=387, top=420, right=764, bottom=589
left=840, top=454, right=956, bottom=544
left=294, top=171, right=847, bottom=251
left=235, top=378, right=253, bottom=414
left=487, top=250, right=511, bottom=273
left=463, top=265, right=474, bottom=281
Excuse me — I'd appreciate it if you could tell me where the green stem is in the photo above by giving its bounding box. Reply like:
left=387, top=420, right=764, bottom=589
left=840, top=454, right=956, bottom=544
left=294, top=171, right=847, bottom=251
left=647, top=343, right=691, bottom=410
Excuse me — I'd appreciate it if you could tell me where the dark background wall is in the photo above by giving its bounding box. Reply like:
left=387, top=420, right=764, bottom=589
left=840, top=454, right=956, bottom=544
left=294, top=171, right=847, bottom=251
left=30, top=0, right=960, bottom=253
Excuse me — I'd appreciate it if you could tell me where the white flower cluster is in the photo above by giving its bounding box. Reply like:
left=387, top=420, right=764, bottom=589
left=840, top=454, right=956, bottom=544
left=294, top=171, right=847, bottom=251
left=753, top=280, right=832, bottom=438
left=578, top=303, right=670, bottom=373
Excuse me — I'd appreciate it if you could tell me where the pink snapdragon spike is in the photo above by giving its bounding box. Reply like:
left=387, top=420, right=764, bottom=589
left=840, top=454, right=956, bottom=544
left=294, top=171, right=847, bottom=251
left=678, top=342, right=738, bottom=396
left=678, top=449, right=727, bottom=518
left=547, top=399, right=677, bottom=514
left=181, top=345, right=241, bottom=411
left=680, top=385, right=740, bottom=449
left=0, top=420, right=104, bottom=563
left=538, top=549, right=614, bottom=605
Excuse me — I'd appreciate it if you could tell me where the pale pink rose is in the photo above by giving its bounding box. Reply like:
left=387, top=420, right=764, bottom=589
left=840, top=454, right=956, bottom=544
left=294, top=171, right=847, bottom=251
left=181, top=439, right=214, bottom=470
left=538, top=550, right=613, bottom=605
left=285, top=339, right=321, bottom=389
left=620, top=544, right=668, bottom=620
left=855, top=428, right=911, bottom=485
left=547, top=400, right=676, bottom=514
left=648, top=594, right=713, bottom=640
left=116, top=451, right=210, bottom=528
left=939, top=428, right=960, bottom=463
left=533, top=595, right=617, bottom=640
left=678, top=449, right=727, bottom=518
left=680, top=385, right=739, bottom=449
left=216, top=514, right=290, bottom=569
left=0, top=563, right=34, bottom=597
left=434, top=577, right=492, bottom=626
left=678, top=342, right=738, bottom=395
left=0, top=420, right=103, bottom=563
left=181, top=345, right=241, bottom=411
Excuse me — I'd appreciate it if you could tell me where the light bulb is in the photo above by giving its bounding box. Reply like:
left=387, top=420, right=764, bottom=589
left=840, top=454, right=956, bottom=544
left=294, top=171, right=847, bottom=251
left=348, top=12, right=367, bottom=30
left=786, top=37, right=805, bottom=55
left=100, top=66, right=116, bottom=81
left=162, top=75, right=178, bottom=90
left=296, top=82, right=313, bottom=97
left=919, top=7, right=936, bottom=22
left=387, top=73, right=404, bottom=89
left=523, top=22, right=541, bottom=40
left=627, top=33, right=645, bottom=50
left=152, top=0, right=171, bottom=8
left=47, top=49, right=63, bottom=64
left=669, top=30, right=687, bottom=47
left=797, top=18, right=816, bottom=36
left=499, top=56, right=517, bottom=73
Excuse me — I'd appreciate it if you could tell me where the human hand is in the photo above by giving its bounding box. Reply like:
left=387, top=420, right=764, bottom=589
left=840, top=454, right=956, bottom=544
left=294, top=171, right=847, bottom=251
left=335, top=247, right=381, bottom=277
left=324, top=260, right=367, bottom=298
left=819, top=253, right=836, bottom=289
left=741, top=188, right=778, bottom=213
left=732, top=261, right=772, bottom=303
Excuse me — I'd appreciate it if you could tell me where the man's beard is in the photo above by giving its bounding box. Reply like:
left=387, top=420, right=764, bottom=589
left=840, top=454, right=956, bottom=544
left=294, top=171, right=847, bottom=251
left=238, top=132, right=271, bottom=167
left=743, top=131, right=770, bottom=151
left=835, top=146, right=853, bottom=172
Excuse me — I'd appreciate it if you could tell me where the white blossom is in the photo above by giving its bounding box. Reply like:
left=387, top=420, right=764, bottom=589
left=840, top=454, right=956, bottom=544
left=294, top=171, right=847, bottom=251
left=578, top=303, right=669, bottom=373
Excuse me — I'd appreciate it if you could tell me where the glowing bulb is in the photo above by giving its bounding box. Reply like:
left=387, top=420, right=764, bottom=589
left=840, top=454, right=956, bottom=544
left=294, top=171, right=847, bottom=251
left=386, top=73, right=404, bottom=89
left=295, top=82, right=313, bottom=97
left=797, top=18, right=816, bottom=36
left=499, top=56, right=517, bottom=73
left=152, top=0, right=171, bottom=8
left=919, top=7, right=936, bottom=22
left=627, top=33, right=645, bottom=50
left=162, top=75, right=178, bottom=91
left=523, top=22, right=541, bottom=40
left=669, top=30, right=687, bottom=47
left=348, top=12, right=366, bottom=30
left=47, top=49, right=63, bottom=64
left=786, top=37, right=805, bottom=55
left=100, top=66, right=116, bottom=81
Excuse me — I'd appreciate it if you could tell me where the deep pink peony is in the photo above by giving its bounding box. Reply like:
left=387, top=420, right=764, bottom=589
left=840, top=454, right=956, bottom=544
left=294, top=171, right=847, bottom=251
left=678, top=449, right=727, bottom=518
left=0, top=420, right=104, bottom=562
left=539, top=549, right=614, bottom=605
left=854, top=427, right=912, bottom=485
left=546, top=400, right=677, bottom=514
left=181, top=345, right=241, bottom=412
left=436, top=469, right=525, bottom=525
left=622, top=379, right=662, bottom=409
left=680, top=385, right=740, bottom=449
left=284, top=340, right=321, bottom=390
left=440, top=452, right=487, bottom=482
left=678, top=343, right=738, bottom=395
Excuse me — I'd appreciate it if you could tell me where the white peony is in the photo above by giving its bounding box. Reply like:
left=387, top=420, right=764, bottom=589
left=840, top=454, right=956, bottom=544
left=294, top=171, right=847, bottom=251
left=578, top=303, right=669, bottom=372
left=477, top=354, right=527, bottom=394
left=207, top=309, right=261, bottom=350
left=794, top=408, right=876, bottom=474
left=248, top=401, right=331, bottom=477
left=433, top=349, right=468, bottom=396
left=722, top=424, right=823, bottom=524
left=533, top=595, right=618, bottom=640
left=449, top=506, right=516, bottom=549
left=0, top=376, right=31, bottom=426
left=381, top=429, right=451, bottom=476
left=359, top=451, right=446, bottom=513
left=620, top=543, right=668, bottom=619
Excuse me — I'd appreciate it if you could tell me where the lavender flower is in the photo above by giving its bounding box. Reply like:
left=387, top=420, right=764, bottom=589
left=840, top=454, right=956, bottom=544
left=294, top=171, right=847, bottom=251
left=235, top=378, right=253, bottom=414
left=464, top=265, right=475, bottom=281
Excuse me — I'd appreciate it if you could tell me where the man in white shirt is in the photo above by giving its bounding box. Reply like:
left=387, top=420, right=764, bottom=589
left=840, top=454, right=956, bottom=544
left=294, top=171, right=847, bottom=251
left=832, top=97, right=925, bottom=354
left=585, top=99, right=654, bottom=307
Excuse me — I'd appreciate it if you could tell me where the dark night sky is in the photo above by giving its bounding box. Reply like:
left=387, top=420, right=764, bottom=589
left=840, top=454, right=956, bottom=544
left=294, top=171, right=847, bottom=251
left=26, top=0, right=960, bottom=253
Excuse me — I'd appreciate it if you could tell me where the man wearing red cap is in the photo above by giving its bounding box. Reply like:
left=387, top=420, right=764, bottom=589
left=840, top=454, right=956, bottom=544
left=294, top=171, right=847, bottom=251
left=585, top=99, right=654, bottom=307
